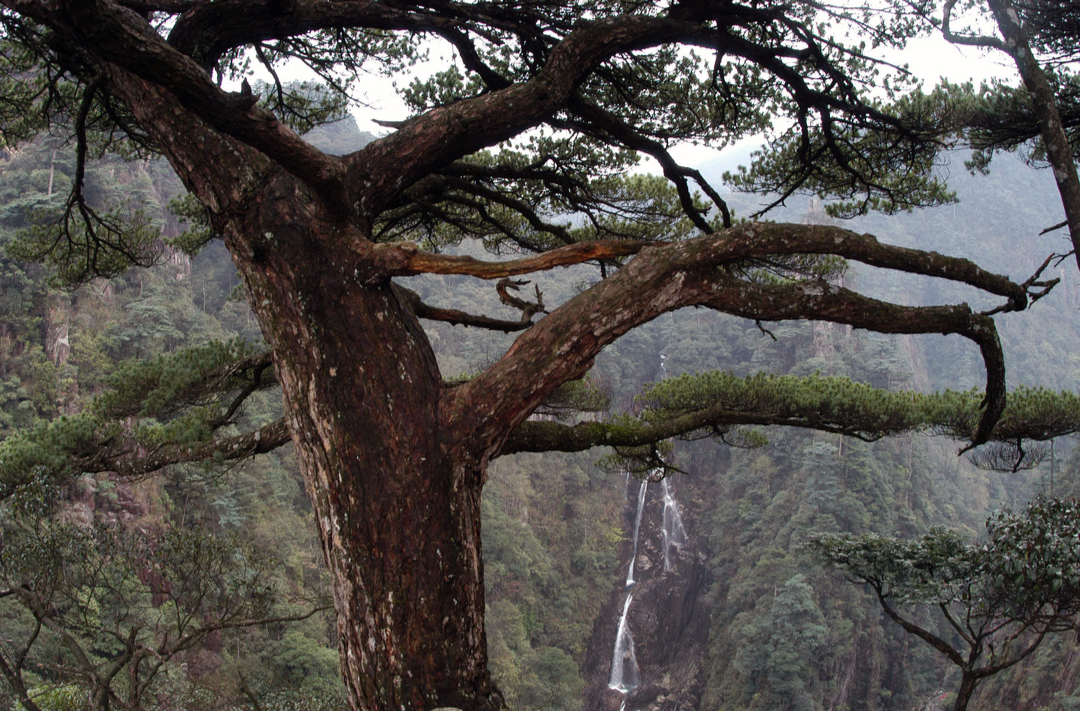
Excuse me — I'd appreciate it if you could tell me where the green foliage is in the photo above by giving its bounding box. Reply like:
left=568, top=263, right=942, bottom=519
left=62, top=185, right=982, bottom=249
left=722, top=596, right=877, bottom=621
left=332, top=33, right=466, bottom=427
left=0, top=375, right=37, bottom=438
left=814, top=496, right=1080, bottom=620
left=641, top=370, right=935, bottom=435
left=733, top=574, right=829, bottom=711
left=533, top=374, right=612, bottom=421
left=272, top=630, right=342, bottom=685
left=375, top=142, right=703, bottom=251
left=166, top=193, right=214, bottom=256
left=93, top=339, right=260, bottom=419
left=23, top=685, right=85, bottom=711
left=482, top=452, right=620, bottom=710
left=0, top=413, right=108, bottom=494
left=0, top=142, right=341, bottom=710
left=812, top=526, right=974, bottom=604
left=961, top=67, right=1080, bottom=172
left=725, top=85, right=964, bottom=218
left=812, top=496, right=1080, bottom=709
left=0, top=130, right=189, bottom=287
left=252, top=80, right=350, bottom=135
left=636, top=370, right=1080, bottom=470
left=8, top=203, right=163, bottom=287
left=0, top=507, right=281, bottom=708
left=0, top=337, right=274, bottom=500
left=0, top=23, right=1078, bottom=705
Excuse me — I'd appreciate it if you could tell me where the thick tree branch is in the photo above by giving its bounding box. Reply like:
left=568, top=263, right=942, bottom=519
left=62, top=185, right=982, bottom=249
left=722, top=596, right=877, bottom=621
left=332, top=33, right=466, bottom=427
left=14, top=418, right=293, bottom=487
left=0, top=648, right=44, bottom=711
left=685, top=273, right=1007, bottom=448
left=94, top=349, right=275, bottom=422
left=366, top=238, right=653, bottom=281
left=167, top=0, right=456, bottom=68
left=446, top=222, right=1024, bottom=452
left=105, top=418, right=291, bottom=479
left=563, top=97, right=732, bottom=230
left=941, top=0, right=1006, bottom=50
left=973, top=627, right=1049, bottom=678
left=876, top=588, right=967, bottom=668
left=5, top=0, right=349, bottom=211
left=502, top=402, right=902, bottom=456
left=346, top=15, right=706, bottom=216
left=940, top=601, right=978, bottom=649
left=98, top=63, right=268, bottom=217
left=503, top=380, right=1080, bottom=456
left=374, top=172, right=582, bottom=249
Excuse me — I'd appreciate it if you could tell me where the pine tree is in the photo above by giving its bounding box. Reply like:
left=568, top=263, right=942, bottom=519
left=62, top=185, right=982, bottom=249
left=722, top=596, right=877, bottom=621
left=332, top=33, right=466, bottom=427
left=0, top=1, right=1076, bottom=709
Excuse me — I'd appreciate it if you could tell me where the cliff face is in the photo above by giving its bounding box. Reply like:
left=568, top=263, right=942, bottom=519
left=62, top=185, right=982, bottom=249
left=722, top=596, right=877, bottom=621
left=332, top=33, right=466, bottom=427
left=582, top=445, right=720, bottom=711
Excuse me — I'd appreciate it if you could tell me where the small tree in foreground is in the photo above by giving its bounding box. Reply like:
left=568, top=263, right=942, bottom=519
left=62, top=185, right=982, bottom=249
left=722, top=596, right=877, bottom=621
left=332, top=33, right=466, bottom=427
left=0, top=484, right=330, bottom=711
left=812, top=496, right=1080, bottom=711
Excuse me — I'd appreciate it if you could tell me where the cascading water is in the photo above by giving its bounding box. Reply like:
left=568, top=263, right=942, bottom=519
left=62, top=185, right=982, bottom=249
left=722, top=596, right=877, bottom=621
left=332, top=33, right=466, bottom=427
left=606, top=357, right=691, bottom=707
left=661, top=479, right=687, bottom=571
left=625, top=478, right=649, bottom=588
left=609, top=473, right=649, bottom=697
left=608, top=593, right=640, bottom=693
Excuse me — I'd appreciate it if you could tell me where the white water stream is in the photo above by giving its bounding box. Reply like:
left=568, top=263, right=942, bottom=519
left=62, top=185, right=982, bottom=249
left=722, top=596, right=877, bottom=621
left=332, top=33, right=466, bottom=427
left=609, top=467, right=690, bottom=697
left=624, top=478, right=649, bottom=588
left=608, top=593, right=640, bottom=693
left=661, top=479, right=687, bottom=572
left=607, top=356, right=690, bottom=704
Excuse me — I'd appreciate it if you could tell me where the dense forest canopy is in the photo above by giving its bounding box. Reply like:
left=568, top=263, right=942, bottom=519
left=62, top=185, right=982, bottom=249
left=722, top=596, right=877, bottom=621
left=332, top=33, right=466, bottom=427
left=2, top=0, right=1080, bottom=710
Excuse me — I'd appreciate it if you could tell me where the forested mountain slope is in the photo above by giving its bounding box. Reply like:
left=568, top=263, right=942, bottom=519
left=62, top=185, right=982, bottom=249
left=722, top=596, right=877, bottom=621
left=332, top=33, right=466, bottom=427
left=1, top=118, right=1077, bottom=711
left=584, top=150, right=1080, bottom=711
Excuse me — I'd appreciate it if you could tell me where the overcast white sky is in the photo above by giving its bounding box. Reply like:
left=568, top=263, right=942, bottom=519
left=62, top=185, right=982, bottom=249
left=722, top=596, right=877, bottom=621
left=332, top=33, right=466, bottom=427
left=268, top=27, right=1017, bottom=170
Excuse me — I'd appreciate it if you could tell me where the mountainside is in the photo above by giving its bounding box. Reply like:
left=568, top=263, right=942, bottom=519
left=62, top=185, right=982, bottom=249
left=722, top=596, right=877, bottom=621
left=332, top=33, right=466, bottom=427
left=575, top=151, right=1080, bottom=711
left=1, top=129, right=1078, bottom=710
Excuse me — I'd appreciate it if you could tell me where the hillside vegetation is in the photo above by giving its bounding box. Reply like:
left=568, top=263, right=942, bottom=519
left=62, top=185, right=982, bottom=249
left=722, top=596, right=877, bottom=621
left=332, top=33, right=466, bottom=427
left=1, top=119, right=1078, bottom=711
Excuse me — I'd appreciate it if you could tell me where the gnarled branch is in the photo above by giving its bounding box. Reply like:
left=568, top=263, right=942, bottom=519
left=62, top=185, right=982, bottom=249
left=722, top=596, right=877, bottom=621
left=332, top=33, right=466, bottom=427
left=447, top=222, right=1029, bottom=452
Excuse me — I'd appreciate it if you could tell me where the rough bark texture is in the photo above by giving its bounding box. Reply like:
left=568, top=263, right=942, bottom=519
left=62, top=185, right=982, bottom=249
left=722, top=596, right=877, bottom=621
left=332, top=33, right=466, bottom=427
left=954, top=672, right=978, bottom=711
left=944, top=0, right=1080, bottom=270
left=223, top=174, right=502, bottom=711
left=107, top=67, right=507, bottom=708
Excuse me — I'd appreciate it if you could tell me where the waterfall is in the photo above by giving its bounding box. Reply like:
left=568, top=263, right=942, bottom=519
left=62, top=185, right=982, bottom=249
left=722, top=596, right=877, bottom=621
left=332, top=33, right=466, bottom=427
left=607, top=394, right=690, bottom=706
left=625, top=478, right=649, bottom=588
left=610, top=475, right=648, bottom=700
left=661, top=479, right=687, bottom=571
left=603, top=352, right=696, bottom=707
left=608, top=593, right=640, bottom=693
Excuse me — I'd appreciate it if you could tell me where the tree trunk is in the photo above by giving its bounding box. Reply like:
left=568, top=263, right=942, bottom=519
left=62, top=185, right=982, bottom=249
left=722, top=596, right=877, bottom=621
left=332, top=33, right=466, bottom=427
left=223, top=174, right=503, bottom=711
left=986, top=0, right=1080, bottom=272
left=953, top=672, right=978, bottom=711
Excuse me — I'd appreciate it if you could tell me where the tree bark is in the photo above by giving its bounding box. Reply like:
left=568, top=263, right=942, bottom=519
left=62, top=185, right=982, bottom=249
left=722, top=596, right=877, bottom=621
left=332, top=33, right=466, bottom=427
left=222, top=172, right=502, bottom=711
left=953, top=671, right=979, bottom=711
left=104, top=60, right=506, bottom=711
left=983, top=0, right=1080, bottom=271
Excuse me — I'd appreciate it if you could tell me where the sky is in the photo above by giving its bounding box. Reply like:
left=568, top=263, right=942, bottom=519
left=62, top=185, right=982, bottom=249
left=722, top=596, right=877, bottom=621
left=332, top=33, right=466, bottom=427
left=264, top=18, right=1019, bottom=171
left=663, top=35, right=1014, bottom=167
